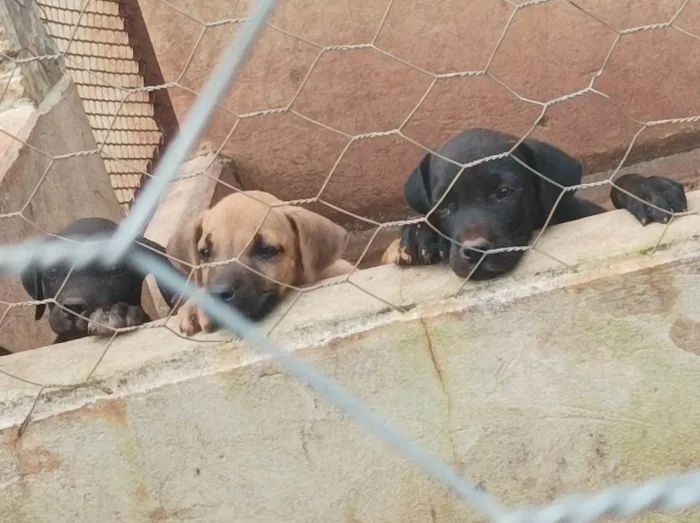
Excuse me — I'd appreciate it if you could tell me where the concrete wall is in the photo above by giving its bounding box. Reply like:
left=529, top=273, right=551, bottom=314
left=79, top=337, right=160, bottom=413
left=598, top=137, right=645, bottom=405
left=2, top=189, right=700, bottom=522
left=137, top=0, right=700, bottom=228
left=0, top=1, right=135, bottom=352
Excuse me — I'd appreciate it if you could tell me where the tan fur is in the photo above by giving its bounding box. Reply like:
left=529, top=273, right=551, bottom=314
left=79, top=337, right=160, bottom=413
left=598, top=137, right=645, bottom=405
left=319, top=259, right=355, bottom=279
left=381, top=239, right=402, bottom=265
left=381, top=238, right=418, bottom=266
left=167, top=190, right=352, bottom=335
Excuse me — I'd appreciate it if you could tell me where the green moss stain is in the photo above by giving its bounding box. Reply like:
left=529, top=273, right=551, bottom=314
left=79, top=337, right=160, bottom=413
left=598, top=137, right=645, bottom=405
left=571, top=311, right=700, bottom=500
left=416, top=270, right=700, bottom=518
left=573, top=311, right=650, bottom=360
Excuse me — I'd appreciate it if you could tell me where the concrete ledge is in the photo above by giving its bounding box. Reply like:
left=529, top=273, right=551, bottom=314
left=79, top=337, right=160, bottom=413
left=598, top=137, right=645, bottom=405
left=2, top=189, right=700, bottom=521
left=2, top=187, right=700, bottom=413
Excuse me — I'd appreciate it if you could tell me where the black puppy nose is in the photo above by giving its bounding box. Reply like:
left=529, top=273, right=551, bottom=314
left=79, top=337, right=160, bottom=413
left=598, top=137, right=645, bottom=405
left=61, top=297, right=89, bottom=316
left=460, top=238, right=491, bottom=263
left=208, top=285, right=236, bottom=303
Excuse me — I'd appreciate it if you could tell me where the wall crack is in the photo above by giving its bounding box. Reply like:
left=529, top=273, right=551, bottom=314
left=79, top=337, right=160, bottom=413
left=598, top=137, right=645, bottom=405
left=419, top=319, right=459, bottom=467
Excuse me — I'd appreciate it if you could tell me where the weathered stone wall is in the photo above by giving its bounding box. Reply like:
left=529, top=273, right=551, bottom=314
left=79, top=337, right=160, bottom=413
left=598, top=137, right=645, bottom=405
left=2, top=188, right=700, bottom=522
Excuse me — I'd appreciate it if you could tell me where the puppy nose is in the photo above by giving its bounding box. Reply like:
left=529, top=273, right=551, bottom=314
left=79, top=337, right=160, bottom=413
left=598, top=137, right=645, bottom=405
left=460, top=238, right=491, bottom=263
left=61, top=297, right=89, bottom=316
left=208, top=284, right=236, bottom=303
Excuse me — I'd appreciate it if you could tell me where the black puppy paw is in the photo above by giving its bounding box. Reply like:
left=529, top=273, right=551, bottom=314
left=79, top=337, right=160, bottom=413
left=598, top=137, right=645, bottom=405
left=383, top=222, right=450, bottom=266
left=611, top=173, right=687, bottom=226
left=88, top=303, right=145, bottom=337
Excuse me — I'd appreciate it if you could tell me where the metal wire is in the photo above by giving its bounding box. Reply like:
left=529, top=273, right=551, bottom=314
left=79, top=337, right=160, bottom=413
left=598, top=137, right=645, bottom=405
left=1, top=0, right=700, bottom=521
left=106, top=0, right=280, bottom=263
left=132, top=250, right=508, bottom=522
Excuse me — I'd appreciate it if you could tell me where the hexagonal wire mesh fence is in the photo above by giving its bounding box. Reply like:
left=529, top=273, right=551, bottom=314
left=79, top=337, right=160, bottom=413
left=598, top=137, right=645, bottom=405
left=1, top=0, right=700, bottom=521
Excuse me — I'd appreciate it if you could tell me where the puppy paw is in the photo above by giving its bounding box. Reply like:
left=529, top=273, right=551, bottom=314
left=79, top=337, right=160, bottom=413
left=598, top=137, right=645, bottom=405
left=612, top=174, right=688, bottom=226
left=381, top=222, right=449, bottom=266
left=88, top=303, right=144, bottom=336
left=177, top=303, right=199, bottom=336
left=178, top=301, right=215, bottom=336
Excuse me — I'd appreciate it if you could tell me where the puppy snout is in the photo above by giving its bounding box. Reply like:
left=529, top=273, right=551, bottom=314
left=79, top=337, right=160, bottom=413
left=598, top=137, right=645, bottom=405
left=61, top=297, right=89, bottom=317
left=208, top=284, right=236, bottom=303
left=460, top=238, right=490, bottom=264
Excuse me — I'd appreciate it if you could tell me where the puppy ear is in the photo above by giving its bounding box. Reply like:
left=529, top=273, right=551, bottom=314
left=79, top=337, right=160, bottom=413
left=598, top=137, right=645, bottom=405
left=404, top=153, right=433, bottom=214
left=284, top=207, right=348, bottom=284
left=20, top=264, right=46, bottom=320
left=166, top=212, right=204, bottom=280
left=517, top=138, right=583, bottom=218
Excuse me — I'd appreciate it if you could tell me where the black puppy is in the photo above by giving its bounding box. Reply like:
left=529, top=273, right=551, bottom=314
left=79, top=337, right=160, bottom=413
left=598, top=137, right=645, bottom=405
left=383, top=128, right=687, bottom=279
left=21, top=217, right=177, bottom=344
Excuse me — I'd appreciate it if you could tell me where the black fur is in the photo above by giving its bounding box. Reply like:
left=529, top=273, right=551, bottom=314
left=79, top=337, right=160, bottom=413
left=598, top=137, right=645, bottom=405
left=20, top=217, right=178, bottom=344
left=396, top=128, right=687, bottom=279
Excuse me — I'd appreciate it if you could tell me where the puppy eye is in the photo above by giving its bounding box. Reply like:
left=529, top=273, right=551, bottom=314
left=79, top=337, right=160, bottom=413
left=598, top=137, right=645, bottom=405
left=110, top=265, right=125, bottom=278
left=198, top=247, right=212, bottom=260
left=496, top=186, right=515, bottom=199
left=46, top=267, right=60, bottom=281
left=254, top=243, right=281, bottom=260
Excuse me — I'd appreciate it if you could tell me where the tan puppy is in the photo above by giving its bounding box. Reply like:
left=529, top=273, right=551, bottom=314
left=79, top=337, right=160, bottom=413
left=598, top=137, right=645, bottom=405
left=167, top=190, right=353, bottom=335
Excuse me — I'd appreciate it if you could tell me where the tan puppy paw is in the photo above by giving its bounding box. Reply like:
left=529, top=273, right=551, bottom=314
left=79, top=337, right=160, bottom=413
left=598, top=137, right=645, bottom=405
left=199, top=309, right=216, bottom=333
left=318, top=259, right=354, bottom=280
left=381, top=225, right=448, bottom=267
left=178, top=302, right=199, bottom=336
left=381, top=238, right=404, bottom=265
left=178, top=300, right=216, bottom=336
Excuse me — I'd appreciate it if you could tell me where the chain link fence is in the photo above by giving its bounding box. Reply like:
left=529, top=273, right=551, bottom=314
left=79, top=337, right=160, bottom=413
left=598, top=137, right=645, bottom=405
left=1, top=0, right=700, bottom=521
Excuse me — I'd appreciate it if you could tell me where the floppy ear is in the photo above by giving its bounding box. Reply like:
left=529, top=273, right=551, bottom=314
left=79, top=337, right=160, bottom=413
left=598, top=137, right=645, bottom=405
left=20, top=264, right=46, bottom=320
left=166, top=213, right=204, bottom=284
left=284, top=207, right=348, bottom=284
left=404, top=153, right=433, bottom=214
left=517, top=137, right=583, bottom=219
